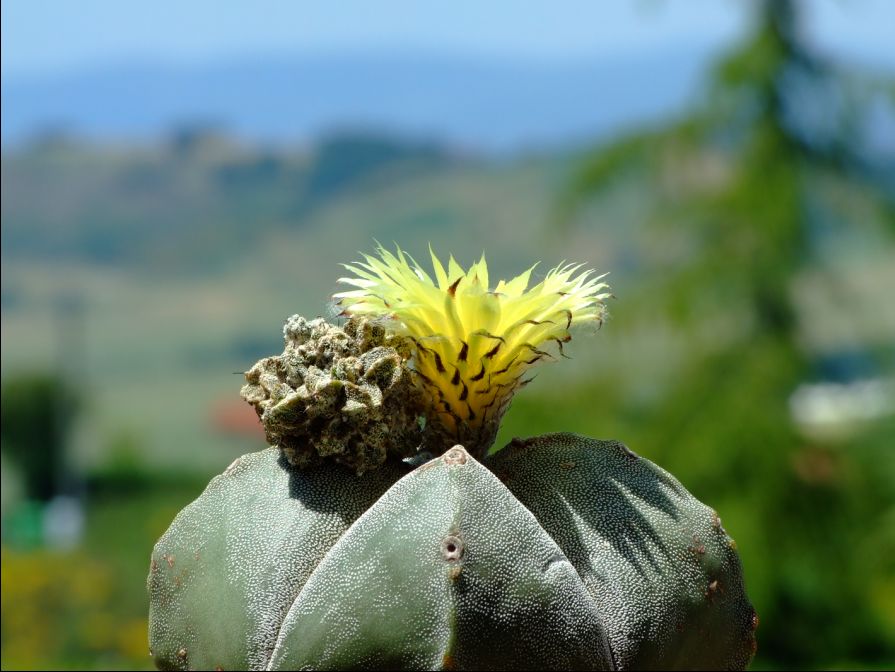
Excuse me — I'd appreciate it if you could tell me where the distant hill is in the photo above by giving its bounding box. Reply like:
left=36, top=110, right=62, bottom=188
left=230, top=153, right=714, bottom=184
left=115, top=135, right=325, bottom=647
left=0, top=130, right=459, bottom=270
left=1, top=48, right=711, bottom=152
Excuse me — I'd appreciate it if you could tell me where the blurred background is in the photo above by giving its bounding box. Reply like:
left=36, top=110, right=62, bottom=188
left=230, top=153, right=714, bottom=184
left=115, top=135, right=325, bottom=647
left=1, top=0, right=893, bottom=668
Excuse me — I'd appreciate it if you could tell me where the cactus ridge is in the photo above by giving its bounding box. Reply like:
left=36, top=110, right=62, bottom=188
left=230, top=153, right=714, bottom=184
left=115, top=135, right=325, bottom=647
left=487, top=433, right=757, bottom=670
left=268, top=445, right=613, bottom=671
left=147, top=448, right=408, bottom=671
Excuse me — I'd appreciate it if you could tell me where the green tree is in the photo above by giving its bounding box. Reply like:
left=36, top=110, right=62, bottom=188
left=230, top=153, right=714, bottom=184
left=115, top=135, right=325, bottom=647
left=1, top=374, right=81, bottom=502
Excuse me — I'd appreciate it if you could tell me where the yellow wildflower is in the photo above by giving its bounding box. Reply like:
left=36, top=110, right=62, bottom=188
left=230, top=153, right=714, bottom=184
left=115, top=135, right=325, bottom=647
left=334, top=246, right=610, bottom=454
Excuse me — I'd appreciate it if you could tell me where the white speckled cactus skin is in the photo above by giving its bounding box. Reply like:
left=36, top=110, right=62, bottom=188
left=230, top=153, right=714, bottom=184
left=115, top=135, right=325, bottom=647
left=147, top=449, right=408, bottom=670
left=487, top=433, right=758, bottom=670
left=148, top=435, right=756, bottom=671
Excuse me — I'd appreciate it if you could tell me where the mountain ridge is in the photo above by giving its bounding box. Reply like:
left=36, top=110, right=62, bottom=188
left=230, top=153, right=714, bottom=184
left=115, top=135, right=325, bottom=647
left=2, top=47, right=710, bottom=152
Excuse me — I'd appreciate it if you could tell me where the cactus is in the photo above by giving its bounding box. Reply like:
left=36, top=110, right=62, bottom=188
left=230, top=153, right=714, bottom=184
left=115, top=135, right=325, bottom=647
left=266, top=444, right=612, bottom=671
left=147, top=449, right=408, bottom=670
left=149, top=436, right=755, bottom=670
left=487, top=433, right=757, bottom=670
left=148, top=248, right=756, bottom=670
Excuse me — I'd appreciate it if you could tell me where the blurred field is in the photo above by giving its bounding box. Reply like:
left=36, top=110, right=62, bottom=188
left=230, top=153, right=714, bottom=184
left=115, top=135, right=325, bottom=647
left=1, top=483, right=201, bottom=670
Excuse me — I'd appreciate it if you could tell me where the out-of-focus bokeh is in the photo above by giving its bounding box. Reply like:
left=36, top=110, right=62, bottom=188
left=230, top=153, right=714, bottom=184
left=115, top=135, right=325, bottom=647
left=2, top=0, right=893, bottom=669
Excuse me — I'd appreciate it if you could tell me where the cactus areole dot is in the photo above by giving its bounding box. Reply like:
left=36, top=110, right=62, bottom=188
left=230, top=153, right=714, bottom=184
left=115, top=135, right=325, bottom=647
left=443, top=446, right=468, bottom=465
left=441, top=535, right=464, bottom=562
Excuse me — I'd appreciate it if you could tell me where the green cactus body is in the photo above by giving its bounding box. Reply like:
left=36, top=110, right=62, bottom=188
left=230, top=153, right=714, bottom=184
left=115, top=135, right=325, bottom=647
left=147, top=448, right=408, bottom=670
left=267, top=445, right=612, bottom=671
left=487, top=433, right=758, bottom=670
left=149, top=435, right=755, bottom=671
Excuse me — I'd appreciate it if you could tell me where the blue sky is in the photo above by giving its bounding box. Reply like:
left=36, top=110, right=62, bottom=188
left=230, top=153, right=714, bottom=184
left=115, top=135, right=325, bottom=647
left=2, top=0, right=893, bottom=78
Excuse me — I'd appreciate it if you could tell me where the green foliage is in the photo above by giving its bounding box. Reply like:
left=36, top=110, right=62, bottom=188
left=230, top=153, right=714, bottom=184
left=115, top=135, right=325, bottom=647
left=0, top=373, right=81, bottom=501
left=1, top=479, right=203, bottom=670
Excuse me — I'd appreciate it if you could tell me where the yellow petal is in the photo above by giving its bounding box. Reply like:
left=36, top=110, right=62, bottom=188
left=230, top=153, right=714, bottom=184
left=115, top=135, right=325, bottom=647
left=335, top=245, right=610, bottom=453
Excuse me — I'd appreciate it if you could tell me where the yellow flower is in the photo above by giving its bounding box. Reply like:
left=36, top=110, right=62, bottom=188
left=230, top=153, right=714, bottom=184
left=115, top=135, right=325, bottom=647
left=334, top=246, right=610, bottom=454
